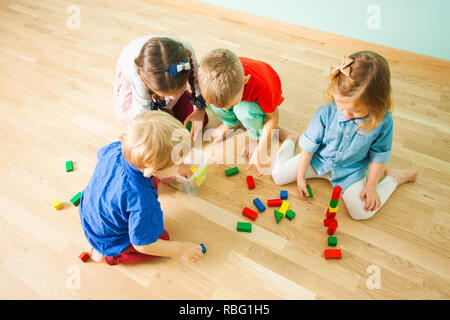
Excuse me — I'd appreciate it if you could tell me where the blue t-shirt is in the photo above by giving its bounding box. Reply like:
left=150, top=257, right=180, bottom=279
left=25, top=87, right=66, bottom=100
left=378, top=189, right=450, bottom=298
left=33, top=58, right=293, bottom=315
left=299, top=101, right=393, bottom=191
left=79, top=141, right=164, bottom=257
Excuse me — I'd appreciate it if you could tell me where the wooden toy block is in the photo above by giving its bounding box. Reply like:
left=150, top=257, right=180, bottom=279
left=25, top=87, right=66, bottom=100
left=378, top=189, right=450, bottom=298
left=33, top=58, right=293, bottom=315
left=246, top=176, right=255, bottom=189
left=200, top=243, right=206, bottom=254
left=324, top=249, right=342, bottom=260
left=267, top=199, right=282, bottom=207
left=280, top=190, right=288, bottom=200
left=52, top=200, right=63, bottom=210
left=279, top=201, right=290, bottom=215
left=242, top=207, right=258, bottom=221
left=328, top=205, right=338, bottom=213
left=306, top=184, right=313, bottom=199
left=70, top=192, right=82, bottom=206
left=274, top=210, right=283, bottom=224
left=326, top=208, right=336, bottom=219
left=328, top=236, right=337, bottom=247
left=225, top=167, right=239, bottom=176
left=285, top=209, right=296, bottom=221
left=331, top=186, right=342, bottom=200
left=79, top=251, right=90, bottom=263
left=329, top=198, right=339, bottom=208
left=190, top=167, right=197, bottom=173
left=327, top=219, right=338, bottom=235
left=324, top=218, right=337, bottom=226
left=253, top=198, right=266, bottom=213
left=66, top=160, right=73, bottom=172
left=186, top=122, right=192, bottom=132
left=237, top=222, right=252, bottom=233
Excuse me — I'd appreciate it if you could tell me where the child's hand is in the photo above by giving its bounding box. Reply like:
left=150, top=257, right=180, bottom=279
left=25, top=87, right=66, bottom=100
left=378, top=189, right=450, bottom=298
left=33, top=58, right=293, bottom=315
left=297, top=178, right=310, bottom=200
left=178, top=164, right=194, bottom=179
left=179, top=243, right=204, bottom=263
left=247, top=146, right=271, bottom=177
left=360, top=185, right=381, bottom=212
left=183, top=109, right=204, bottom=141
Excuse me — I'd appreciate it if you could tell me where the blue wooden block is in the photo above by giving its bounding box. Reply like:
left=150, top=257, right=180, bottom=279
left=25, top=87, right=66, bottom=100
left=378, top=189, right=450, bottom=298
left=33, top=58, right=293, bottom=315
left=280, top=190, right=288, bottom=200
left=253, top=198, right=266, bottom=213
left=200, top=243, right=206, bottom=254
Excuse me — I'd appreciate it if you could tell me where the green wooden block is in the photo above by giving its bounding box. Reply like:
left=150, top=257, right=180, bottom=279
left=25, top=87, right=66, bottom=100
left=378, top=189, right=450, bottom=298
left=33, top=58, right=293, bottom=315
left=70, top=192, right=82, bottom=207
left=285, top=209, right=296, bottom=221
left=329, top=198, right=339, bottom=208
left=186, top=122, right=192, bottom=132
left=225, top=167, right=239, bottom=177
left=66, top=160, right=73, bottom=172
left=306, top=184, right=313, bottom=199
left=328, top=236, right=337, bottom=247
left=237, top=222, right=252, bottom=233
left=274, top=210, right=283, bottom=224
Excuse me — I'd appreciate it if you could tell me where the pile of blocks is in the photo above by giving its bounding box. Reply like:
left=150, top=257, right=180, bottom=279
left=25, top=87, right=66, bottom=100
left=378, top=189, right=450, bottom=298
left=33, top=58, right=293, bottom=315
left=323, top=186, right=342, bottom=260
left=224, top=168, right=298, bottom=233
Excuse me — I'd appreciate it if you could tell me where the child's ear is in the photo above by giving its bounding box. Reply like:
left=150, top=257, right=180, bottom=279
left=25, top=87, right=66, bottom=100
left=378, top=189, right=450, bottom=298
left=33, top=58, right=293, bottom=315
left=244, top=74, right=251, bottom=84
left=142, top=166, right=156, bottom=178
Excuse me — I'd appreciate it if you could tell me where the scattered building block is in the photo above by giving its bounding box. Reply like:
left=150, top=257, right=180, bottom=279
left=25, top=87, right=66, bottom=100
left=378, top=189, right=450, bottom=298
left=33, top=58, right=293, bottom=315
left=225, top=167, right=239, bottom=176
left=280, top=190, right=288, bottom=200
left=285, top=209, right=296, bottom=221
left=242, top=207, right=258, bottom=221
left=66, top=160, right=73, bottom=172
left=331, top=186, right=342, bottom=200
left=253, top=198, right=266, bottom=213
left=279, top=201, right=290, bottom=215
left=324, top=249, right=342, bottom=260
left=237, top=222, right=252, bottom=233
left=267, top=199, right=282, bottom=207
left=328, top=205, right=338, bottom=213
left=79, top=251, right=90, bottom=263
left=306, top=184, right=313, bottom=199
left=200, top=243, right=206, bottom=254
left=274, top=210, right=283, bottom=224
left=327, top=219, right=338, bottom=235
left=70, top=192, right=82, bottom=207
left=186, top=122, right=192, bottom=132
left=328, top=236, right=337, bottom=247
left=52, top=200, right=63, bottom=210
left=246, top=176, right=255, bottom=189
left=329, top=198, right=339, bottom=208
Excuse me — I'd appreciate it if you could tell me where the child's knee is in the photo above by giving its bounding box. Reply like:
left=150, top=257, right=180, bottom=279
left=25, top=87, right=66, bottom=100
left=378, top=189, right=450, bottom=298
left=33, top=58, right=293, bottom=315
left=271, top=170, right=286, bottom=186
left=347, top=207, right=375, bottom=221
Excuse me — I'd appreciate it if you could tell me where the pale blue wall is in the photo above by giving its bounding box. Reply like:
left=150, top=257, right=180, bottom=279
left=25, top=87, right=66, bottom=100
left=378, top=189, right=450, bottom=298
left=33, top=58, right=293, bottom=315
left=199, top=0, right=450, bottom=61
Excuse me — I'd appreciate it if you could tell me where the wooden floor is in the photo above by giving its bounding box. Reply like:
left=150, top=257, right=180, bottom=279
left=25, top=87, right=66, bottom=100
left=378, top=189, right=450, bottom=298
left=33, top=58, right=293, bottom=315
left=0, top=0, right=449, bottom=300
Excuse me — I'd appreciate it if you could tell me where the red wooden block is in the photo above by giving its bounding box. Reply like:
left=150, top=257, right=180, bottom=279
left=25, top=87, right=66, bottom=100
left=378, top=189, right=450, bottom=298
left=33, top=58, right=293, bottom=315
left=326, top=208, right=336, bottom=219
left=242, top=207, right=258, bottom=221
left=324, top=249, right=342, bottom=260
left=267, top=199, right=282, bottom=207
left=327, top=220, right=338, bottom=235
left=79, top=251, right=90, bottom=263
left=324, top=218, right=337, bottom=226
left=246, top=176, right=255, bottom=189
left=331, top=186, right=342, bottom=200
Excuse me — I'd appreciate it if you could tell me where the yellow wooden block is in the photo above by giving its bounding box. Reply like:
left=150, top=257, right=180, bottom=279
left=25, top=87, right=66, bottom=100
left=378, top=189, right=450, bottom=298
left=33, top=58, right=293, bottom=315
left=190, top=167, right=197, bottom=173
left=52, top=200, right=63, bottom=210
left=279, top=201, right=290, bottom=215
left=328, top=205, right=338, bottom=213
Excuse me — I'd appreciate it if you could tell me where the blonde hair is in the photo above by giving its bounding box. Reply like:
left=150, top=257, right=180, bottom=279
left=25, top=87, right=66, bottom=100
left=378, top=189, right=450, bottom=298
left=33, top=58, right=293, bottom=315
left=327, top=51, right=393, bottom=134
left=120, top=111, right=190, bottom=170
left=198, top=48, right=245, bottom=108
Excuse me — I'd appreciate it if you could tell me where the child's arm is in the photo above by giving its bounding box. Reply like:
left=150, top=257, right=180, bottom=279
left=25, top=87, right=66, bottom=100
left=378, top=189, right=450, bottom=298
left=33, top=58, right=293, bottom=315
left=248, top=109, right=279, bottom=176
left=134, top=239, right=203, bottom=263
left=360, top=161, right=385, bottom=212
left=296, top=149, right=314, bottom=199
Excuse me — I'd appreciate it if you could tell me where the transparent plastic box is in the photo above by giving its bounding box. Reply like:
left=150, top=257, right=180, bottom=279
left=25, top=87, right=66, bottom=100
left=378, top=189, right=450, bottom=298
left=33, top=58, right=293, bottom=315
left=159, top=148, right=207, bottom=196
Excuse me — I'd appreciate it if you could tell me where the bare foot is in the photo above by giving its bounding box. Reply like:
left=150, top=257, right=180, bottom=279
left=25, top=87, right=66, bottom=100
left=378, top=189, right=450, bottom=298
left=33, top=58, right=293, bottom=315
left=278, top=126, right=300, bottom=143
left=90, top=248, right=106, bottom=262
left=385, top=168, right=418, bottom=185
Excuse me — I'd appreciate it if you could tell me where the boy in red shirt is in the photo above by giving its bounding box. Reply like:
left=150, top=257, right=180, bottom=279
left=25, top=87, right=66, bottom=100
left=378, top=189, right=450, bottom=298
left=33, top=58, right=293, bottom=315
left=198, top=49, right=290, bottom=175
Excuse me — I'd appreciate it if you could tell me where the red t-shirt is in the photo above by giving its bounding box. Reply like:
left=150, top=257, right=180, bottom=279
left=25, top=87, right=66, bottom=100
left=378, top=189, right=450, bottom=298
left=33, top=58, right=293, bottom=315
left=240, top=57, right=284, bottom=113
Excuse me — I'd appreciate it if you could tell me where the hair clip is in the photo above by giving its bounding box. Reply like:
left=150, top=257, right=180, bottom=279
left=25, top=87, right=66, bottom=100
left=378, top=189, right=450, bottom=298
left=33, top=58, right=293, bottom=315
left=329, top=57, right=354, bottom=79
left=151, top=99, right=166, bottom=110
left=193, top=96, right=206, bottom=110
left=158, top=59, right=191, bottom=78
